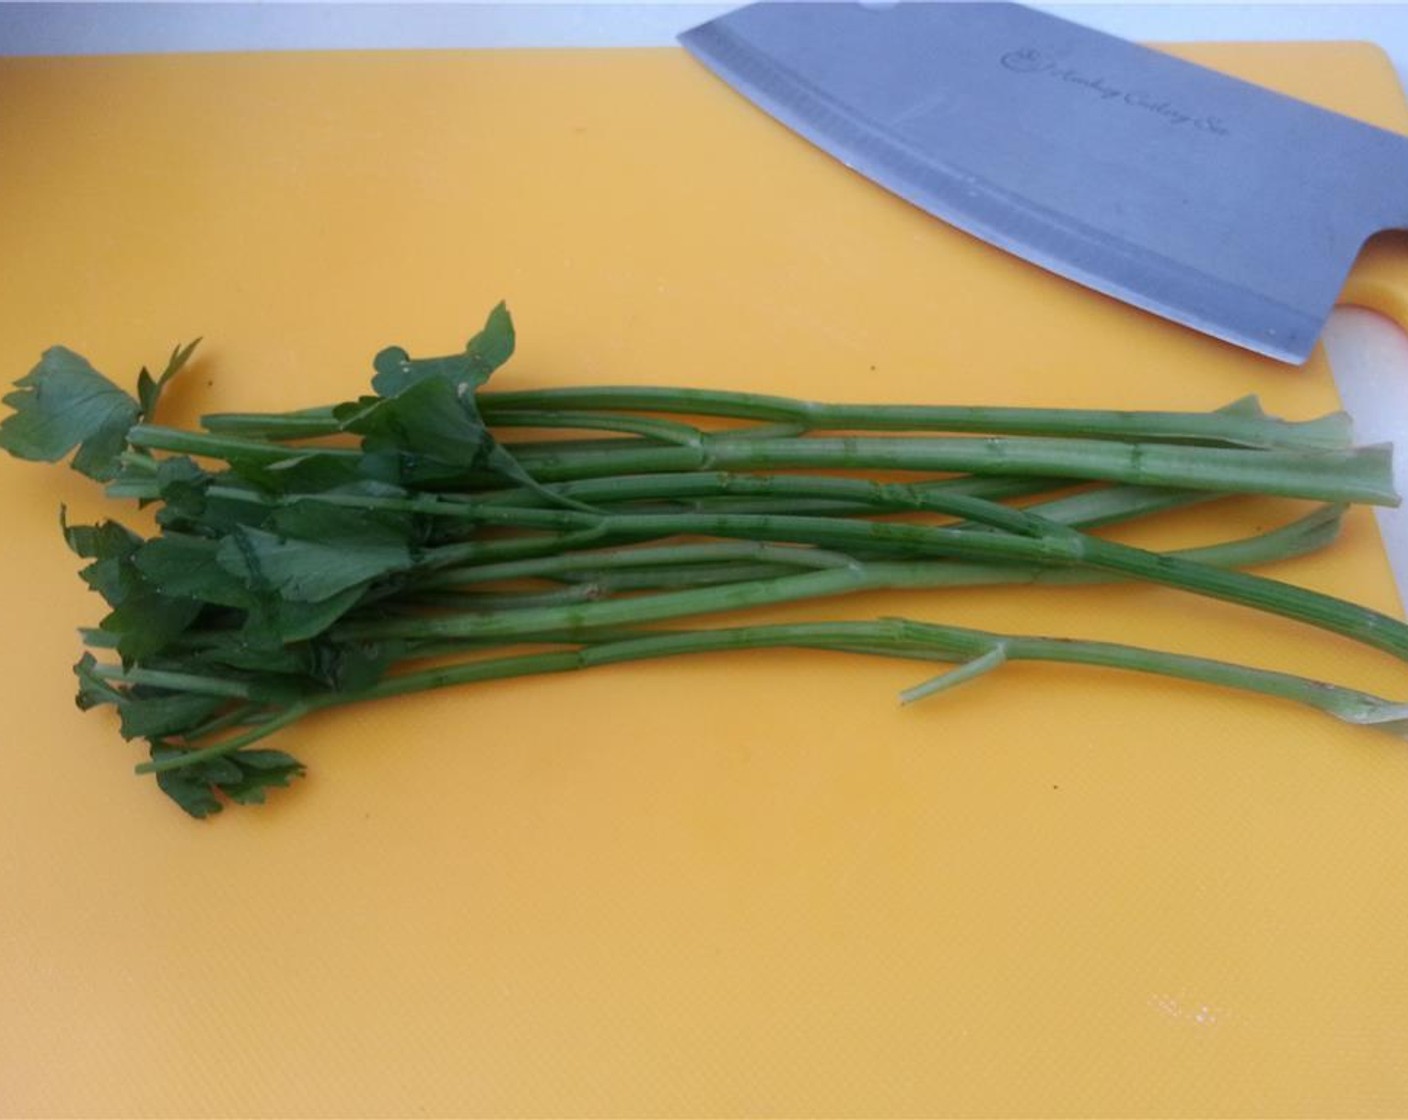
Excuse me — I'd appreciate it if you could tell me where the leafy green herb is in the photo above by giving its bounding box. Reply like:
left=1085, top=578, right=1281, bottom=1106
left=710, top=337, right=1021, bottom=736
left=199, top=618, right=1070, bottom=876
left=5, top=304, right=1407, bottom=817
left=370, top=299, right=514, bottom=396
left=0, top=347, right=142, bottom=480
left=119, top=690, right=227, bottom=742
left=150, top=745, right=305, bottom=818
left=136, top=338, right=202, bottom=421
left=74, top=652, right=128, bottom=711
left=215, top=504, right=415, bottom=604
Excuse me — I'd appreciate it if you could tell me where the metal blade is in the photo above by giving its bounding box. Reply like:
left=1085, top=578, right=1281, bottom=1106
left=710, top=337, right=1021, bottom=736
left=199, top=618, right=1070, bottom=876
left=679, top=2, right=1408, bottom=364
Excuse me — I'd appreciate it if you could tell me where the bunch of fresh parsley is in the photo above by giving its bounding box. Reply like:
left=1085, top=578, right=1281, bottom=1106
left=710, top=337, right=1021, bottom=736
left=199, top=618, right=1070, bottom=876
left=4, top=305, right=1406, bottom=817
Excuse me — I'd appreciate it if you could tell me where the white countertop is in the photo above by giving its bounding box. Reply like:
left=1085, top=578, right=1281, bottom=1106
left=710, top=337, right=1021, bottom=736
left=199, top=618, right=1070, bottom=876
left=1, top=3, right=1406, bottom=85
left=5, top=1, right=1408, bottom=594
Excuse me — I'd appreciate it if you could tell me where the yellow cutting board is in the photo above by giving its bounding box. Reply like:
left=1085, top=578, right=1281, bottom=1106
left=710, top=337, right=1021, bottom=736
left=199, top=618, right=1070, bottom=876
left=4, top=40, right=1408, bottom=1117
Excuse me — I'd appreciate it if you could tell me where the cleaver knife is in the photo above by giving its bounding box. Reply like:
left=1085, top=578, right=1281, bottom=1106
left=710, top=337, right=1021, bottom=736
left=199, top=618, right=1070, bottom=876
left=678, top=1, right=1408, bottom=365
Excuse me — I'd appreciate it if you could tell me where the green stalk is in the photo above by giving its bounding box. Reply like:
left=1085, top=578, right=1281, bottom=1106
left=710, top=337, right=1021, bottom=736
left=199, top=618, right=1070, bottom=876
left=130, top=425, right=1394, bottom=507
left=480, top=391, right=1353, bottom=450
left=197, top=405, right=345, bottom=440
left=385, top=583, right=605, bottom=612
left=338, top=562, right=913, bottom=642
left=412, top=502, right=1344, bottom=596
left=106, top=469, right=1070, bottom=529
left=483, top=408, right=707, bottom=448
left=109, top=461, right=1360, bottom=660
left=477, top=473, right=1209, bottom=533
left=91, top=664, right=256, bottom=700
left=900, top=644, right=1009, bottom=703
left=201, top=392, right=1351, bottom=450
left=177, top=703, right=269, bottom=743
left=831, top=619, right=1408, bottom=728
left=96, top=455, right=1342, bottom=558
left=1152, top=502, right=1344, bottom=569
left=414, top=540, right=859, bottom=589
left=133, top=616, right=1408, bottom=774
left=125, top=423, right=361, bottom=466
left=138, top=703, right=313, bottom=773
left=999, top=483, right=1210, bottom=531
left=342, top=501, right=1408, bottom=661
left=508, top=435, right=1397, bottom=506
left=474, top=471, right=1070, bottom=516
left=550, top=561, right=805, bottom=594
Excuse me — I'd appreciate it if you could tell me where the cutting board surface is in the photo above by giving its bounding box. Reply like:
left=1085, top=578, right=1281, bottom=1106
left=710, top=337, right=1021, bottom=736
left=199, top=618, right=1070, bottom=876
left=3, top=41, right=1408, bottom=1116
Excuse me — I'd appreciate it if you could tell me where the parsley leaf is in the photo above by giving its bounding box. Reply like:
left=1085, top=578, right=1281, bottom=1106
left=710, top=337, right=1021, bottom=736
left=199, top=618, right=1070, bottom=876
left=118, top=690, right=225, bottom=741
left=74, top=652, right=128, bottom=711
left=345, top=302, right=569, bottom=498
left=337, top=375, right=502, bottom=473
left=61, top=511, right=145, bottom=605
left=150, top=745, right=305, bottom=818
left=369, top=300, right=514, bottom=397
left=245, top=583, right=373, bottom=645
left=134, top=533, right=255, bottom=607
left=61, top=511, right=205, bottom=661
left=0, top=347, right=141, bottom=480
left=136, top=338, right=201, bottom=421
left=215, top=503, right=415, bottom=604
left=249, top=451, right=370, bottom=494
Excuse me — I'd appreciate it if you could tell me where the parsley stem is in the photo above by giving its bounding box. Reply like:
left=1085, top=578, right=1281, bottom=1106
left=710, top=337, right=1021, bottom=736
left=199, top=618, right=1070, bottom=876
left=90, top=664, right=255, bottom=699
left=344, top=505, right=1408, bottom=662
left=136, top=703, right=313, bottom=774
left=204, top=392, right=1353, bottom=451
left=126, top=615, right=1408, bottom=776
left=411, top=502, right=1344, bottom=594
left=510, top=435, right=1398, bottom=506
left=480, top=389, right=1354, bottom=450
left=335, top=619, right=1408, bottom=731
left=125, top=424, right=361, bottom=466
left=123, top=422, right=1396, bottom=506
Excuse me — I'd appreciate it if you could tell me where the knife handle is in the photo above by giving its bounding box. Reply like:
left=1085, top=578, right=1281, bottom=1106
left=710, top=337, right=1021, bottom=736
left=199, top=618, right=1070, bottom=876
left=1341, top=232, right=1408, bottom=338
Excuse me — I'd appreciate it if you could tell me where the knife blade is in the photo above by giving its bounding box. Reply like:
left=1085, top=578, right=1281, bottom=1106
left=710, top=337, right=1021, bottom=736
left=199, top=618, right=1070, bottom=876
left=678, top=1, right=1408, bottom=365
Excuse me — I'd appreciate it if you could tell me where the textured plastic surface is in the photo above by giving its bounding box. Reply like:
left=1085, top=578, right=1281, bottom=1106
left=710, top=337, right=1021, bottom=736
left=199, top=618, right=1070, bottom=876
left=2, top=42, right=1408, bottom=1117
